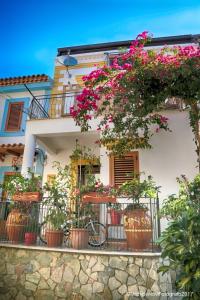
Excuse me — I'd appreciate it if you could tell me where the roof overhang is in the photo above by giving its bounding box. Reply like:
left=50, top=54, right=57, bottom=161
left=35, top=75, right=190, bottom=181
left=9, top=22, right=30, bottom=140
left=0, top=143, right=24, bottom=162
left=57, top=34, right=200, bottom=56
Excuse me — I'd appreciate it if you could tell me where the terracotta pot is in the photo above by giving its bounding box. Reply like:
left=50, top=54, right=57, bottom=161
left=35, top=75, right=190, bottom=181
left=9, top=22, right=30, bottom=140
left=0, top=220, right=7, bottom=240
left=124, top=209, right=152, bottom=250
left=24, top=233, right=37, bottom=246
left=6, top=224, right=25, bottom=243
left=6, top=209, right=29, bottom=243
left=13, top=192, right=42, bottom=202
left=82, top=192, right=116, bottom=204
left=6, top=209, right=29, bottom=226
left=70, top=228, right=89, bottom=249
left=110, top=209, right=122, bottom=225
left=45, top=230, right=63, bottom=247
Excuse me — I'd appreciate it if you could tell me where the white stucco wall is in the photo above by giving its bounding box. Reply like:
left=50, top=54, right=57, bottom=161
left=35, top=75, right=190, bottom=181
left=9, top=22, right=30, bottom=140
left=42, top=135, right=100, bottom=184
left=99, top=110, right=197, bottom=229
left=26, top=109, right=197, bottom=200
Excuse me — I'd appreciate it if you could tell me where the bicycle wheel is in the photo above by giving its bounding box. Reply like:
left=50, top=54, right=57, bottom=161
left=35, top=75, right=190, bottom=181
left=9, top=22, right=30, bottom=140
left=85, top=221, right=106, bottom=247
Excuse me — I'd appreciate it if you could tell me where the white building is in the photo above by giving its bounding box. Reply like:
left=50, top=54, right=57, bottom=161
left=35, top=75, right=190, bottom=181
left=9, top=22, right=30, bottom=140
left=21, top=35, right=199, bottom=231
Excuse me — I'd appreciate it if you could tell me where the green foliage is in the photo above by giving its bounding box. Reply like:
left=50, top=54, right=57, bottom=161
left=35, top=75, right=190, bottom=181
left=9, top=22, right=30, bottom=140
left=158, top=174, right=200, bottom=299
left=24, top=219, right=40, bottom=234
left=117, top=175, right=159, bottom=209
left=70, top=143, right=100, bottom=165
left=160, top=174, right=200, bottom=219
left=43, top=162, right=70, bottom=230
left=70, top=203, right=95, bottom=229
left=107, top=203, right=122, bottom=211
left=0, top=169, right=42, bottom=198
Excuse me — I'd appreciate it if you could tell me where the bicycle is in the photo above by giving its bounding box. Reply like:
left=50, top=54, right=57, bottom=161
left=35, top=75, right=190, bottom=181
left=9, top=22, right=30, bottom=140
left=38, top=210, right=107, bottom=247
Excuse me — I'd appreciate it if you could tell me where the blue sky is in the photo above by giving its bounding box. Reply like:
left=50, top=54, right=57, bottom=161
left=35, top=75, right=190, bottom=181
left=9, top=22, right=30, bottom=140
left=0, top=0, right=200, bottom=78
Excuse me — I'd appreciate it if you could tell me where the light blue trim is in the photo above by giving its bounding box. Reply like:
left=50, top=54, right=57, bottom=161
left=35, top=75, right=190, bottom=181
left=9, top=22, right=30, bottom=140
left=0, top=81, right=52, bottom=93
left=0, top=166, right=21, bottom=183
left=0, top=97, right=30, bottom=137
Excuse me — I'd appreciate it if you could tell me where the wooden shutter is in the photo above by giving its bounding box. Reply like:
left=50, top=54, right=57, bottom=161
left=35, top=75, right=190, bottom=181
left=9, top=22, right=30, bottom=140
left=109, top=152, right=139, bottom=187
left=5, top=102, right=23, bottom=131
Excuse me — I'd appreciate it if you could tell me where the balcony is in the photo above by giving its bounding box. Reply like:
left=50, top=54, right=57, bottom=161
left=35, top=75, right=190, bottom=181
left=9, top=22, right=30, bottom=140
left=0, top=197, right=160, bottom=253
left=29, top=92, right=79, bottom=120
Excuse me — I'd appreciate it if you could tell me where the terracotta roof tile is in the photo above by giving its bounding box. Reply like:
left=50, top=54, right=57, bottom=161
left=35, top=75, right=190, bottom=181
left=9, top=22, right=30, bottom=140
left=0, top=74, right=49, bottom=86
left=0, top=143, right=24, bottom=148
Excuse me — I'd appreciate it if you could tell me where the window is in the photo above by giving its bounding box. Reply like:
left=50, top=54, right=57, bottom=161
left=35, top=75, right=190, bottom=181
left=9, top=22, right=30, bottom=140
left=62, top=93, right=76, bottom=115
left=5, top=102, right=23, bottom=131
left=77, top=165, right=100, bottom=185
left=109, top=152, right=139, bottom=187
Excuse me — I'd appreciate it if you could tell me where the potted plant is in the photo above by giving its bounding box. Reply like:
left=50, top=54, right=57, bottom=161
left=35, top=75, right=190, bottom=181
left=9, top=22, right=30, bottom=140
left=82, top=175, right=116, bottom=204
left=118, top=175, right=159, bottom=250
left=70, top=203, right=95, bottom=249
left=69, top=210, right=89, bottom=249
left=44, top=206, right=66, bottom=247
left=1, top=169, right=42, bottom=202
left=43, top=162, right=70, bottom=247
left=108, top=203, right=122, bottom=225
left=6, top=202, right=30, bottom=243
left=24, top=220, right=39, bottom=246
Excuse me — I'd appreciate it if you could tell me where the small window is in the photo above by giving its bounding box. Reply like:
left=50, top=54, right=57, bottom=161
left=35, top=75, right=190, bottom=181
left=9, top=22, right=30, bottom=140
left=77, top=165, right=100, bottom=185
left=109, top=152, right=139, bottom=187
left=5, top=102, right=23, bottom=131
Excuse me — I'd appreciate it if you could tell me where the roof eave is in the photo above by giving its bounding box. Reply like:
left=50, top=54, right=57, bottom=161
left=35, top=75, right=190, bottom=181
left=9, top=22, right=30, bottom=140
left=57, top=34, right=200, bottom=56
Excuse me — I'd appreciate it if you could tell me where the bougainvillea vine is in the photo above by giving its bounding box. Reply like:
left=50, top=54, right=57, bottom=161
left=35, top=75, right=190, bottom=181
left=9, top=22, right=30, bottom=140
left=70, top=32, right=200, bottom=169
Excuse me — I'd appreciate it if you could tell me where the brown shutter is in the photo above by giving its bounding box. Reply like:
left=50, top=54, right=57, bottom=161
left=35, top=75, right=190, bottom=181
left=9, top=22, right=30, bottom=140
left=109, top=152, right=139, bottom=187
left=5, top=102, right=23, bottom=131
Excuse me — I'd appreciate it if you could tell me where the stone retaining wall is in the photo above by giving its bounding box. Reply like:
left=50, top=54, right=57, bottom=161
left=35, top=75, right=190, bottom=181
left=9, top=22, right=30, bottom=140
left=0, top=246, right=173, bottom=300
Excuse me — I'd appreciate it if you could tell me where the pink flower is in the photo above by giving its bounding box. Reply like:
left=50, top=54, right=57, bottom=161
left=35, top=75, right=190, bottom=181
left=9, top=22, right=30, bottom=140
left=136, top=31, right=149, bottom=40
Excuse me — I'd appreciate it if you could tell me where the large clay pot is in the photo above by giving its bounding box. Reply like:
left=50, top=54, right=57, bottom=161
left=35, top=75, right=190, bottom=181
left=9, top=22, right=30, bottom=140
left=24, top=233, right=37, bottom=246
left=82, top=192, right=116, bottom=204
left=124, top=209, right=152, bottom=250
left=0, top=220, right=7, bottom=240
left=110, top=209, right=122, bottom=225
left=6, top=225, right=25, bottom=243
left=70, top=228, right=89, bottom=249
left=6, top=209, right=29, bottom=243
left=45, top=230, right=63, bottom=247
left=13, top=192, right=42, bottom=202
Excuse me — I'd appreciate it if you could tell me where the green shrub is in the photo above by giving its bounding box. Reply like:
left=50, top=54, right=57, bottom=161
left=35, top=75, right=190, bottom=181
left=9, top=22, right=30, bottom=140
left=158, top=174, right=200, bottom=299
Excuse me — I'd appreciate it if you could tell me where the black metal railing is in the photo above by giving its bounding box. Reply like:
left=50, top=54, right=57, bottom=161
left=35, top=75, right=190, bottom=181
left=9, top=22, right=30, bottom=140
left=0, top=197, right=160, bottom=252
left=29, top=92, right=79, bottom=120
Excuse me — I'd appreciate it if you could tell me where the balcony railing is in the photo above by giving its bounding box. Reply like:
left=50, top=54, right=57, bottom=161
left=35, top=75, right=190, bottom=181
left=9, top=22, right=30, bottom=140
left=0, top=197, right=160, bottom=252
left=29, top=92, right=79, bottom=120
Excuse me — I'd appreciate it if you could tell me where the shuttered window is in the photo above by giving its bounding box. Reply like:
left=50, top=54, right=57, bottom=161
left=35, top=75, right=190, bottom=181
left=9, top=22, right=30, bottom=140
left=5, top=102, right=23, bottom=131
left=109, top=152, right=139, bottom=187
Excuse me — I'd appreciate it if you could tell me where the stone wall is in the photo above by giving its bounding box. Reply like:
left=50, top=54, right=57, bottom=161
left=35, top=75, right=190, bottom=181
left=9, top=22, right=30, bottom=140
left=0, top=246, right=173, bottom=300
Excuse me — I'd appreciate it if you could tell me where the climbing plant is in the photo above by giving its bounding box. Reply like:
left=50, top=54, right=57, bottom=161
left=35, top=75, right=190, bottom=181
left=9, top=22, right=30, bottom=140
left=70, top=32, right=200, bottom=169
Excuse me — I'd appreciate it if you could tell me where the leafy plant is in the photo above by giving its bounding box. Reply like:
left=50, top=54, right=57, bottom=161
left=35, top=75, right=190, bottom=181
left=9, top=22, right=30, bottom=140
left=1, top=169, right=42, bottom=198
left=107, top=203, right=122, bottom=211
left=25, top=220, right=40, bottom=234
left=69, top=203, right=95, bottom=229
left=117, top=175, right=159, bottom=210
left=160, top=174, right=200, bottom=219
left=158, top=174, right=200, bottom=299
left=79, top=174, right=115, bottom=195
left=43, top=162, right=70, bottom=230
left=70, top=143, right=100, bottom=166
